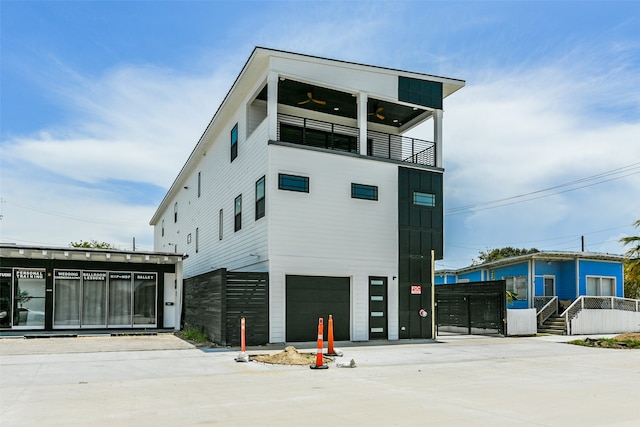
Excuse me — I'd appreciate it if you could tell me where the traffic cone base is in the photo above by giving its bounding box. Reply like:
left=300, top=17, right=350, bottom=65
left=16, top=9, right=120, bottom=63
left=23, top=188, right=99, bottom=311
left=310, top=317, right=328, bottom=370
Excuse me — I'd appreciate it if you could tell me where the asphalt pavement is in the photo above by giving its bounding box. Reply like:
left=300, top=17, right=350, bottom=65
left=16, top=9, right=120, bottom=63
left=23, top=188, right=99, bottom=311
left=1, top=333, right=637, bottom=426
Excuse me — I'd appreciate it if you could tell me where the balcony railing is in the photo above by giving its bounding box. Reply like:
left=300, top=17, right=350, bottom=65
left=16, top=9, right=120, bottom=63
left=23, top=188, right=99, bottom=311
left=277, top=114, right=436, bottom=167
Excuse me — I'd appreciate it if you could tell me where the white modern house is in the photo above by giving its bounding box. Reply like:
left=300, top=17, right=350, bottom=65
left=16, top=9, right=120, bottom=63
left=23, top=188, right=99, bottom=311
left=150, top=47, right=465, bottom=344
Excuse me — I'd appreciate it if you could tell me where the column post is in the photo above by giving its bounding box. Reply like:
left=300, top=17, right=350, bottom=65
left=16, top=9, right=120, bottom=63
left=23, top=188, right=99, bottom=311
left=267, top=72, right=279, bottom=141
left=358, top=92, right=368, bottom=155
left=434, top=109, right=443, bottom=167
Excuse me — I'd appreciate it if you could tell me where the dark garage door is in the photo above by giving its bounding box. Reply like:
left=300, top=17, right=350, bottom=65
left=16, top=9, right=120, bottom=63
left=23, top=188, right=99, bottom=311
left=286, top=275, right=350, bottom=342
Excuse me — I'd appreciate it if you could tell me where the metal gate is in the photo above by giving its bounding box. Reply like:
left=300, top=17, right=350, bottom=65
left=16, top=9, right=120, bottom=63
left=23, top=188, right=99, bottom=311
left=435, top=281, right=506, bottom=336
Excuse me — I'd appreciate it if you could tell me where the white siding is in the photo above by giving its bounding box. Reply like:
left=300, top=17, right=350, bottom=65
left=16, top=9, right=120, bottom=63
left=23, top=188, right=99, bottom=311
left=267, top=144, right=399, bottom=342
left=154, top=115, right=270, bottom=278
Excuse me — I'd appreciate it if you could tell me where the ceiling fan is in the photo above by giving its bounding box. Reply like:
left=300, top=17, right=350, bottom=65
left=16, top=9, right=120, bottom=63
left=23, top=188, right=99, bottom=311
left=297, top=92, right=326, bottom=105
left=369, top=106, right=385, bottom=120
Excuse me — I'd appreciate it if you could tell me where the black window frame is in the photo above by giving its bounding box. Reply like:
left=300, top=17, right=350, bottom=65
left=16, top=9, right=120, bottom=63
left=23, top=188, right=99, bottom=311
left=219, top=209, right=223, bottom=240
left=413, top=191, right=436, bottom=207
left=278, top=173, right=309, bottom=193
left=234, top=194, right=242, bottom=232
left=255, top=176, right=266, bottom=220
left=351, top=183, right=378, bottom=201
left=231, top=123, right=238, bottom=162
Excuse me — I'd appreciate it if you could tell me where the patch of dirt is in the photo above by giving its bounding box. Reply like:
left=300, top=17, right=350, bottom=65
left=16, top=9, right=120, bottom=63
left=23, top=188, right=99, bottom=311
left=250, top=346, right=331, bottom=366
left=614, top=332, right=640, bottom=341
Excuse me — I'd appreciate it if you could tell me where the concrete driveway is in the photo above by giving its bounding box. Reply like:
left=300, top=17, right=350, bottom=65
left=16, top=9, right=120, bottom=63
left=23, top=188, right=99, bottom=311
left=1, top=334, right=637, bottom=426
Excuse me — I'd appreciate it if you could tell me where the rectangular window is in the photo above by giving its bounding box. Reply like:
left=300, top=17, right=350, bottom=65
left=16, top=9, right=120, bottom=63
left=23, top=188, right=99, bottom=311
left=278, top=173, right=309, bottom=193
left=586, top=276, right=615, bottom=296
left=413, top=191, right=435, bottom=207
left=231, top=123, right=238, bottom=162
left=218, top=209, right=223, bottom=240
left=195, top=228, right=199, bottom=253
left=174, top=202, right=178, bottom=222
left=234, top=195, right=242, bottom=232
left=197, top=172, right=201, bottom=198
left=504, top=276, right=527, bottom=300
left=255, top=176, right=265, bottom=220
left=352, top=183, right=378, bottom=201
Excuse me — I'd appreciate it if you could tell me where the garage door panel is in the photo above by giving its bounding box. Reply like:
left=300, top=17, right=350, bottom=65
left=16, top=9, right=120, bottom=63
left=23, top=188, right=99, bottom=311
left=286, top=275, right=350, bottom=342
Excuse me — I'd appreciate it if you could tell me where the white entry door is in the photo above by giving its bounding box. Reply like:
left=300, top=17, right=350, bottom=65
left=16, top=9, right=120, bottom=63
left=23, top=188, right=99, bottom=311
left=163, top=273, right=176, bottom=328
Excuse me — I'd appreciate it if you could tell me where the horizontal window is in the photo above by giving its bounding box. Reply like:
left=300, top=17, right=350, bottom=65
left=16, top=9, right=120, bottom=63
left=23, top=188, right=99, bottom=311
left=278, top=174, right=309, bottom=193
left=413, top=191, right=435, bottom=207
left=352, top=183, right=378, bottom=201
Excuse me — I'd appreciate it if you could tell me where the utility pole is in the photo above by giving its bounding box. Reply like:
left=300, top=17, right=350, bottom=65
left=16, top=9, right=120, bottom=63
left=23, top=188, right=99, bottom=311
left=581, top=235, right=585, bottom=252
left=133, top=237, right=136, bottom=251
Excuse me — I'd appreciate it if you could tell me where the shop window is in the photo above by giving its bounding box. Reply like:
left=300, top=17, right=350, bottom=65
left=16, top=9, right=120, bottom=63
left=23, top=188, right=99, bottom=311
left=352, top=183, right=378, bottom=201
left=256, top=176, right=265, bottom=220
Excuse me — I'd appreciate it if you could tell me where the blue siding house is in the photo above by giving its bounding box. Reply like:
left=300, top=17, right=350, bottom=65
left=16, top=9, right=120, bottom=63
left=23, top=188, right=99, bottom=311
left=435, top=252, right=624, bottom=309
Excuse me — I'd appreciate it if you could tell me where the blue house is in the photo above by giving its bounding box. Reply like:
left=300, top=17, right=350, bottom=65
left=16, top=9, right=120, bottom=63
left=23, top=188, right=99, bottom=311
left=435, top=251, right=624, bottom=309
left=435, top=251, right=638, bottom=335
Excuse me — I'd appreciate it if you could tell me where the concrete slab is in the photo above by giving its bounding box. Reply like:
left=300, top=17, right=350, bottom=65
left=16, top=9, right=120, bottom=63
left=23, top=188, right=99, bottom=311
left=1, top=334, right=637, bottom=426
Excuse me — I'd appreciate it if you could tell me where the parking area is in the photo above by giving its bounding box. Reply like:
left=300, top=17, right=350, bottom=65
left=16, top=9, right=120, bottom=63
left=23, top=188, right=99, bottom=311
left=1, top=334, right=637, bottom=426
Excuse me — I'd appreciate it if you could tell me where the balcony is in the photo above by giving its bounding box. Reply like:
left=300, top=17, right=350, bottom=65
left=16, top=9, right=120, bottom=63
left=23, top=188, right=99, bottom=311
left=277, top=114, right=436, bottom=167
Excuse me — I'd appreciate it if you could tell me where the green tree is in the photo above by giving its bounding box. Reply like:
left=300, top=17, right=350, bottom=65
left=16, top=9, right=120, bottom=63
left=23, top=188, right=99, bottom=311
left=474, top=247, right=539, bottom=265
left=70, top=239, right=116, bottom=249
left=620, top=219, right=640, bottom=299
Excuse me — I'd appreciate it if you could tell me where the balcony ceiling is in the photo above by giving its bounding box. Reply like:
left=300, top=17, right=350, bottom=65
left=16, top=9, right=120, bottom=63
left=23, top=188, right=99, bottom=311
left=257, top=79, right=429, bottom=128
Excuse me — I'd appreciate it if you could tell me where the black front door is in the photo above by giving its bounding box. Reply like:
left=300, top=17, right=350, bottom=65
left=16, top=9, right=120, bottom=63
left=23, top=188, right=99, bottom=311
left=369, top=277, right=388, bottom=340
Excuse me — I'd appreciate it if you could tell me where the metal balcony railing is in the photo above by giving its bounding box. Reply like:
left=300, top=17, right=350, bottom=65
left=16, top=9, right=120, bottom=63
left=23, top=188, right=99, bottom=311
left=277, top=114, right=436, bottom=167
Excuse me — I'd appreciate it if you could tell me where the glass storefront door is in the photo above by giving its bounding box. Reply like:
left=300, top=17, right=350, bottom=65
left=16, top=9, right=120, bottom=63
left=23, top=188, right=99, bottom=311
left=13, top=269, right=46, bottom=329
left=0, top=269, right=12, bottom=328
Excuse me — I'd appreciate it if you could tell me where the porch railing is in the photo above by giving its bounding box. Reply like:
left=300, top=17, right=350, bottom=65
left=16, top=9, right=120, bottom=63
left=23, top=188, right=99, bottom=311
left=535, top=296, right=558, bottom=326
left=277, top=114, right=436, bottom=167
left=561, top=296, right=640, bottom=335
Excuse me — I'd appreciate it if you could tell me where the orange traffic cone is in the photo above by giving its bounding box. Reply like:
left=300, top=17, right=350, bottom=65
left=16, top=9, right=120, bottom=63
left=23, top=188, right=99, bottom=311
left=310, top=317, right=328, bottom=370
left=326, top=314, right=338, bottom=356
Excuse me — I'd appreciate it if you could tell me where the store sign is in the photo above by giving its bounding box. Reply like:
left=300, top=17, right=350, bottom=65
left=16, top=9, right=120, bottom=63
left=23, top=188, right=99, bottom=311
left=411, top=285, right=422, bottom=295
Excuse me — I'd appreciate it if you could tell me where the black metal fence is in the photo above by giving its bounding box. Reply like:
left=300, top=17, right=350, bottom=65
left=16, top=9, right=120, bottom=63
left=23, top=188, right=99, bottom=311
left=435, top=281, right=506, bottom=336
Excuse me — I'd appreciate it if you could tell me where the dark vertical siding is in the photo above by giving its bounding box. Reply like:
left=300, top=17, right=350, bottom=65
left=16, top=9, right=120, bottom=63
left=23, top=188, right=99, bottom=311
left=183, top=269, right=269, bottom=346
left=398, top=167, right=443, bottom=339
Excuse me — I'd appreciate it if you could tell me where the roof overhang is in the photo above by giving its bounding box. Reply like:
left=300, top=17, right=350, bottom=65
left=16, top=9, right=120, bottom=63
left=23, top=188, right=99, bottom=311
left=0, top=244, right=185, bottom=265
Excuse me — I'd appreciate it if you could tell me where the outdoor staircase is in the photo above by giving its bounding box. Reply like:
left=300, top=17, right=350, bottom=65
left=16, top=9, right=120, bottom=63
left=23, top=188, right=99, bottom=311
left=538, top=315, right=566, bottom=335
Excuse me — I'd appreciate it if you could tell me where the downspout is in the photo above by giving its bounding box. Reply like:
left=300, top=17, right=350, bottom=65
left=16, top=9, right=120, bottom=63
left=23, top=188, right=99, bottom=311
left=575, top=258, right=580, bottom=298
left=529, top=259, right=534, bottom=308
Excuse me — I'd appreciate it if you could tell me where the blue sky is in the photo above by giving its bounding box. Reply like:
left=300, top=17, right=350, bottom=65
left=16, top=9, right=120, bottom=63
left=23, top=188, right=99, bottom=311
left=1, top=0, right=639, bottom=268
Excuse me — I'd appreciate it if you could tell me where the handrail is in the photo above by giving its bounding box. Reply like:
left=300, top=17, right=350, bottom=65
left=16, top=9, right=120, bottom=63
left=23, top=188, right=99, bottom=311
left=536, top=296, right=558, bottom=326
left=561, top=295, right=640, bottom=335
left=277, top=113, right=436, bottom=167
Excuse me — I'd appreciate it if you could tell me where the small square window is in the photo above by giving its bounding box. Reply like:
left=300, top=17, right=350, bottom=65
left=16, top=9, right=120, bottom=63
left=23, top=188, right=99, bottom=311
left=278, top=174, right=309, bottom=193
left=413, top=192, right=435, bottom=207
left=352, top=183, right=378, bottom=201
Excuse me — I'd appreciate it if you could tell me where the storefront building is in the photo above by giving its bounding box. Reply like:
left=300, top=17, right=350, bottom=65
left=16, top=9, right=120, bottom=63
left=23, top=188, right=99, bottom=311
left=0, top=244, right=184, bottom=332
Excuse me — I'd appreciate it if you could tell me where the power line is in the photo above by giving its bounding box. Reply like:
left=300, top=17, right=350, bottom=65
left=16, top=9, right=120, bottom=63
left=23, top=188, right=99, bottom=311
left=446, top=162, right=640, bottom=216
